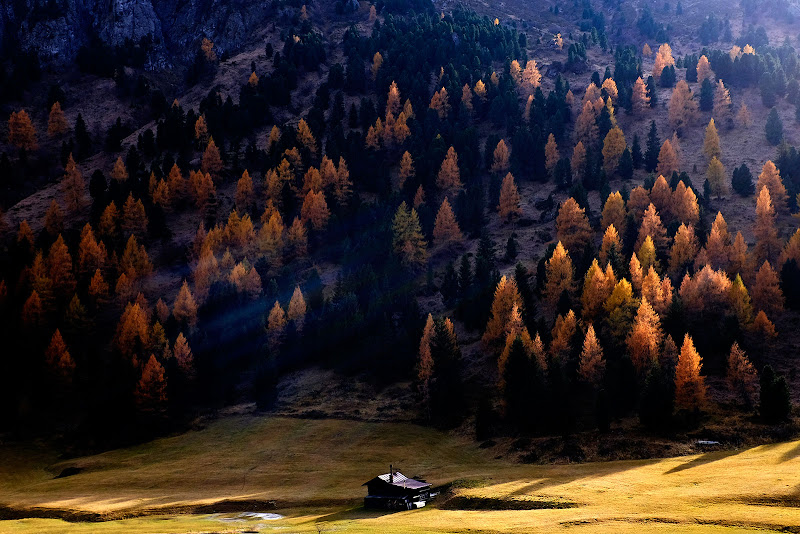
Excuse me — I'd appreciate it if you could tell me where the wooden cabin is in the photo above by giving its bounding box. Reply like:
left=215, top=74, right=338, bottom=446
left=363, top=465, right=432, bottom=510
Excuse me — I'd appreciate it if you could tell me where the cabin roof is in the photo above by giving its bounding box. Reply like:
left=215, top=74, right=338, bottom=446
left=362, top=471, right=431, bottom=490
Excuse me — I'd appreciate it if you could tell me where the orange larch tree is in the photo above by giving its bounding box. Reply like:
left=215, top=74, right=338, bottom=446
left=626, top=297, right=662, bottom=371
left=631, top=77, right=650, bottom=114
left=543, top=242, right=575, bottom=311
left=556, top=197, right=593, bottom=253
left=754, top=187, right=781, bottom=265
left=752, top=260, right=784, bottom=317
left=47, top=102, right=68, bottom=136
left=602, top=126, right=626, bottom=175
left=578, top=324, right=605, bottom=386
left=497, top=172, right=522, bottom=220
left=173, top=280, right=198, bottom=329
left=727, top=342, right=758, bottom=406
left=62, top=154, right=86, bottom=213
left=135, top=354, right=168, bottom=411
left=437, top=146, right=461, bottom=190
left=656, top=139, right=679, bottom=177
left=668, top=80, right=697, bottom=131
left=482, top=275, right=522, bottom=351
left=8, top=109, right=38, bottom=150
left=674, top=334, right=707, bottom=411
left=703, top=118, right=721, bottom=160
left=433, top=197, right=463, bottom=246
left=756, top=160, right=788, bottom=215
left=545, top=134, right=559, bottom=175
left=491, top=139, right=511, bottom=175
left=201, top=137, right=223, bottom=176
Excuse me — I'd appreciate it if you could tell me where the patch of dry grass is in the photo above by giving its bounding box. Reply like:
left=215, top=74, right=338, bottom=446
left=2, top=415, right=800, bottom=533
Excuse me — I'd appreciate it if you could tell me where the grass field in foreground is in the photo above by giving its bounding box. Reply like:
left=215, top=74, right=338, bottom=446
left=2, top=415, right=800, bottom=533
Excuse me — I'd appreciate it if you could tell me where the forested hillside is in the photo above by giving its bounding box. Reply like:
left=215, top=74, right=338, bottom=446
left=0, top=0, right=799, bottom=459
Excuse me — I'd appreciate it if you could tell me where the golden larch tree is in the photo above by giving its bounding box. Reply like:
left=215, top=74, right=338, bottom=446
left=729, top=273, right=753, bottom=326
left=706, top=157, right=727, bottom=198
left=636, top=203, right=669, bottom=253
left=556, top=197, right=593, bottom=253
left=173, top=332, right=195, bottom=377
left=543, top=242, right=575, bottom=310
left=235, top=170, right=254, bottom=212
left=287, top=286, right=307, bottom=331
left=703, top=118, right=721, bottom=159
left=602, top=126, right=626, bottom=175
left=572, top=141, right=587, bottom=179
left=287, top=217, right=308, bottom=259
left=46, top=329, right=75, bottom=378
left=433, top=197, right=463, bottom=246
left=173, top=280, right=198, bottom=329
left=656, top=138, right=679, bottom=177
left=752, top=260, right=784, bottom=317
left=601, top=78, right=618, bottom=102
left=436, top=146, right=461, bottom=190
left=135, top=354, right=168, bottom=411
left=696, top=55, right=713, bottom=81
left=545, top=134, right=559, bottom=174
left=201, top=137, right=223, bottom=176
left=398, top=151, right=415, bottom=190
left=300, top=190, right=330, bottom=231
left=371, top=51, right=383, bottom=80
left=47, top=102, right=68, bottom=136
left=550, top=310, right=577, bottom=362
left=62, top=154, right=86, bottom=213
left=643, top=43, right=652, bottom=56
left=727, top=342, right=759, bottom=406
left=669, top=223, right=699, bottom=277
left=461, top=83, right=473, bottom=112
left=575, top=100, right=598, bottom=147
left=195, top=115, right=209, bottom=144
left=429, top=87, right=450, bottom=119
left=627, top=296, right=663, bottom=371
left=756, top=160, right=788, bottom=215
left=631, top=77, right=650, bottom=115
left=392, top=202, right=427, bottom=266
left=491, top=139, right=511, bottom=175
left=714, top=80, right=732, bottom=124
left=122, top=194, right=148, bottom=239
left=674, top=334, right=707, bottom=411
left=668, top=80, right=697, bottom=131
left=601, top=191, right=627, bottom=234
left=521, top=59, right=542, bottom=96
left=482, top=275, right=522, bottom=350
left=110, top=156, right=128, bottom=182
left=599, top=224, right=622, bottom=266
left=578, top=324, right=605, bottom=385
left=44, top=198, right=63, bottom=236
left=201, top=38, right=216, bottom=61
left=296, top=118, right=317, bottom=156
left=754, top=187, right=781, bottom=265
left=8, top=109, right=38, bottom=150
left=752, top=310, right=778, bottom=338
left=497, top=172, right=521, bottom=220
left=417, top=313, right=435, bottom=404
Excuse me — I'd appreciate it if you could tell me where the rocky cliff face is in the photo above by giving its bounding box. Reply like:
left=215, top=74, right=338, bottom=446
left=3, top=0, right=273, bottom=68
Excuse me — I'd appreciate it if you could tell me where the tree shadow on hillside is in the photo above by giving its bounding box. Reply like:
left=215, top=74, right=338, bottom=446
left=663, top=449, right=744, bottom=475
left=312, top=505, right=397, bottom=523
left=780, top=442, right=800, bottom=463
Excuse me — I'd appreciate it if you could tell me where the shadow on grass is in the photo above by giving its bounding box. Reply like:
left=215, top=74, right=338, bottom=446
left=663, top=449, right=744, bottom=475
left=780, top=442, right=800, bottom=463
left=312, top=506, right=398, bottom=523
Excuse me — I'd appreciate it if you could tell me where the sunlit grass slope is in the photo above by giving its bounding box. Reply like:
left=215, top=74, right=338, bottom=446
left=2, top=415, right=800, bottom=533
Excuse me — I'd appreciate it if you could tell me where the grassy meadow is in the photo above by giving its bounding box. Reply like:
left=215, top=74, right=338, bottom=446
left=2, top=415, right=800, bottom=533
